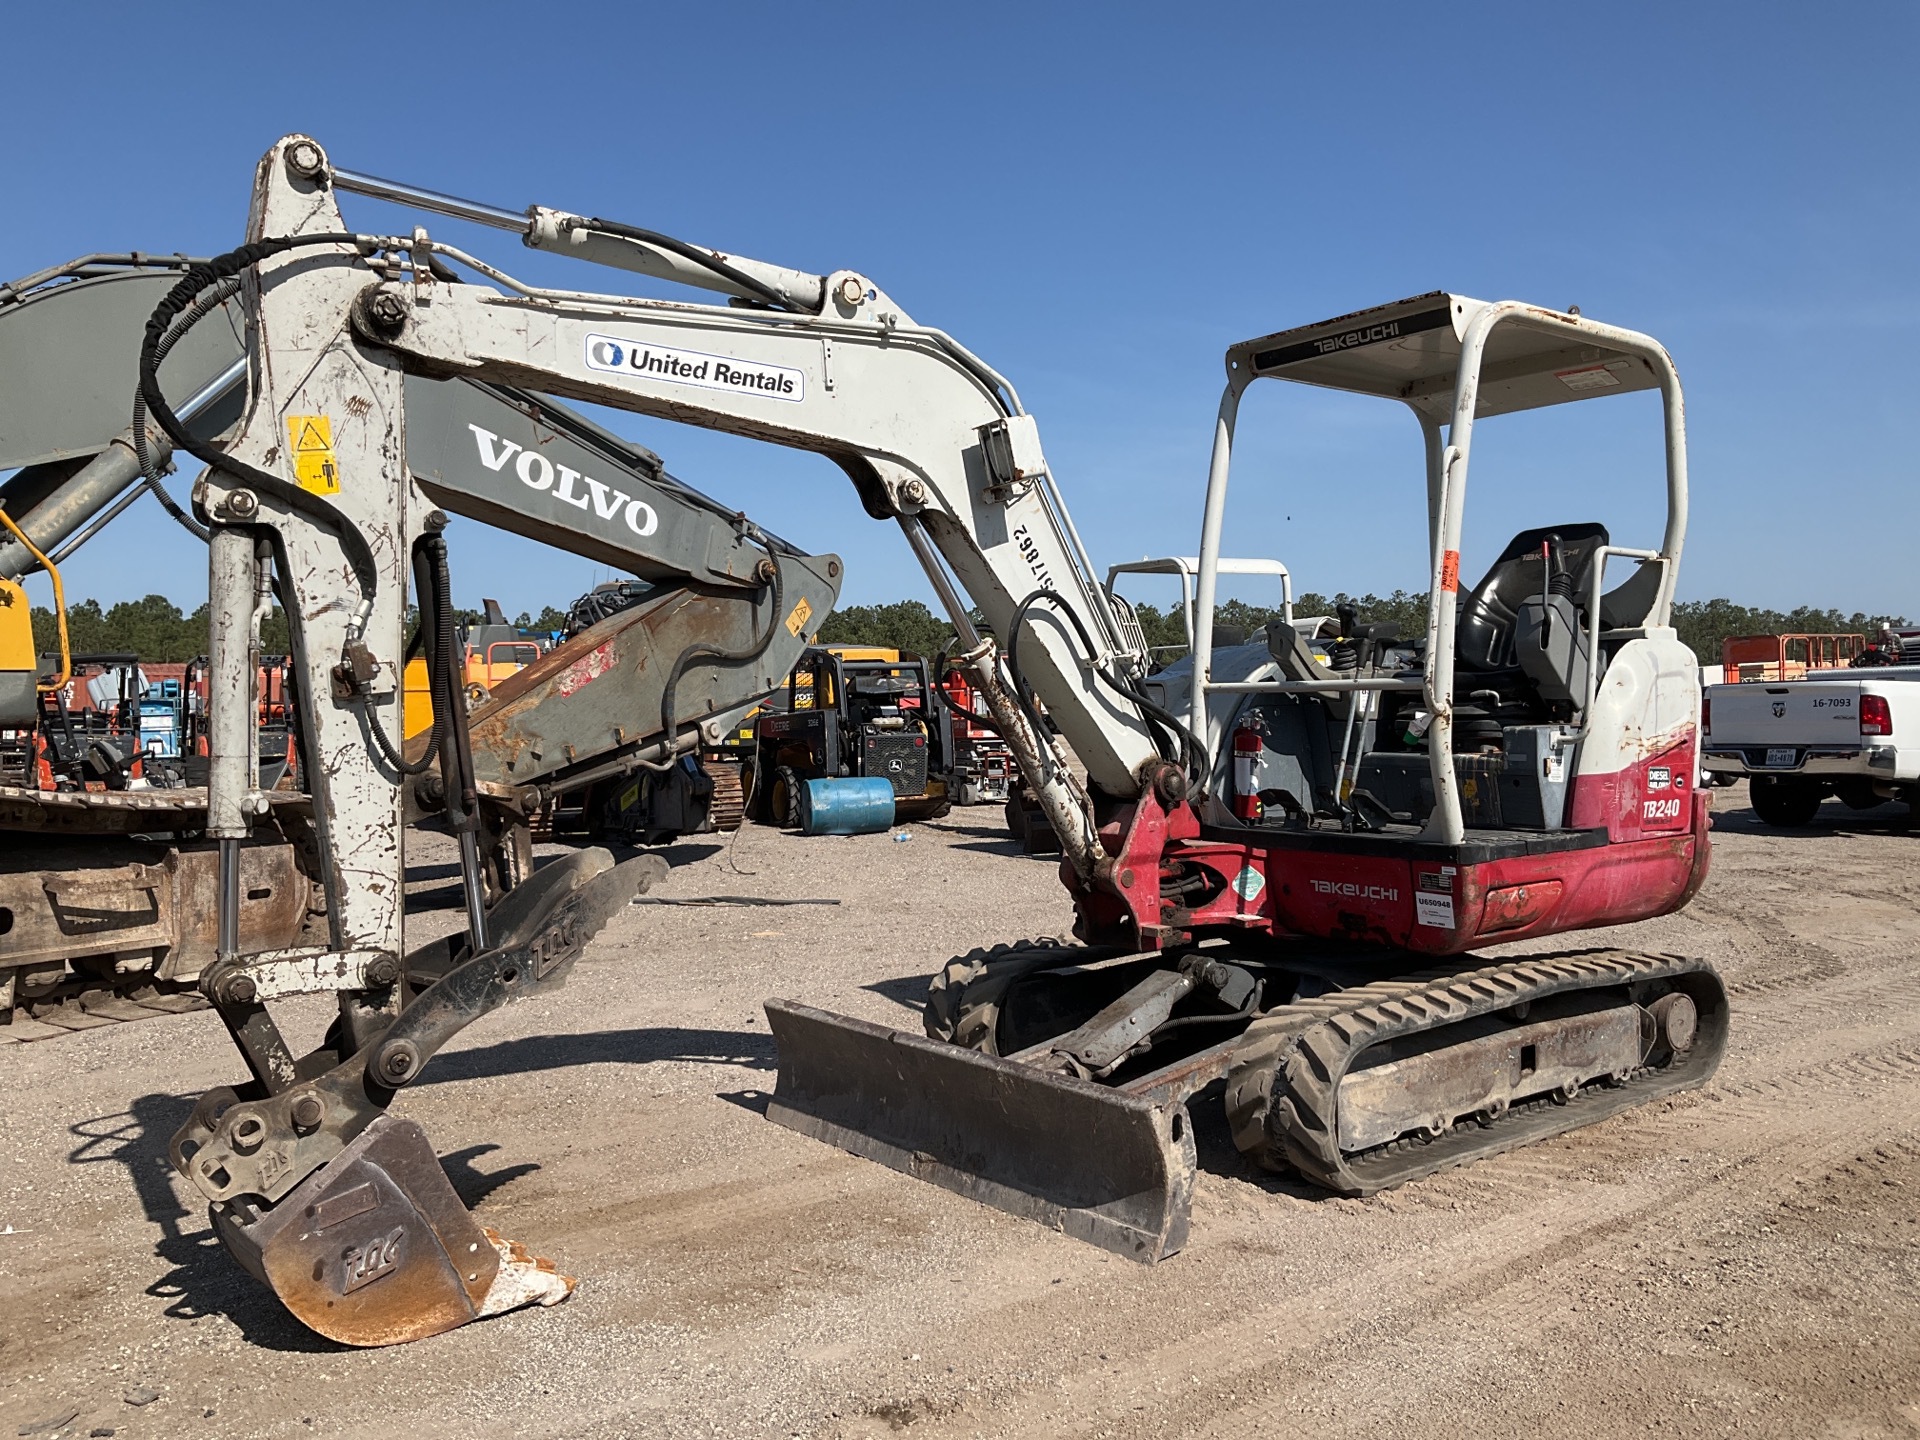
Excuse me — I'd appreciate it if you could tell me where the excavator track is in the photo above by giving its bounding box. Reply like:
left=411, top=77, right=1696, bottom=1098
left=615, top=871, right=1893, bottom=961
left=1223, top=948, right=1730, bottom=1196
left=2, top=984, right=211, bottom=1042
left=702, top=759, right=746, bottom=833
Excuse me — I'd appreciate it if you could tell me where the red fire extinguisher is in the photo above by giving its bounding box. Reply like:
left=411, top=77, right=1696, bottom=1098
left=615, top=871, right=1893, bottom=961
left=1232, top=713, right=1265, bottom=823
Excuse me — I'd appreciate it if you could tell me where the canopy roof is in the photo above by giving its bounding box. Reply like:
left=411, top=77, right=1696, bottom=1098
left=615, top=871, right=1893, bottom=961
left=1227, top=292, right=1665, bottom=423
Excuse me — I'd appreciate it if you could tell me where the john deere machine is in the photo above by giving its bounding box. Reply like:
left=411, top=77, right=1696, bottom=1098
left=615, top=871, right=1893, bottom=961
left=78, top=136, right=1721, bottom=1346
left=753, top=645, right=951, bottom=825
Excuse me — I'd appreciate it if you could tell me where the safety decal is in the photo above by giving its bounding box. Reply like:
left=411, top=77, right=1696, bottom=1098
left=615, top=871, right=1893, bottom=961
left=784, top=597, right=814, bottom=637
left=1555, top=363, right=1623, bottom=392
left=287, top=415, right=340, bottom=496
left=1231, top=866, right=1266, bottom=901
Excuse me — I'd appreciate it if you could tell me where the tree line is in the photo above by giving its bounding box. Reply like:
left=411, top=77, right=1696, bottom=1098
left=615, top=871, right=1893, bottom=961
left=29, top=591, right=1911, bottom=670
left=28, top=596, right=573, bottom=665
left=817, top=592, right=1911, bottom=667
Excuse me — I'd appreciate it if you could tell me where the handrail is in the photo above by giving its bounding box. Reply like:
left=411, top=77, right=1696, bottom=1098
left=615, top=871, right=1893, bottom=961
left=0, top=504, right=69, bottom=691
left=1579, top=547, right=1667, bottom=730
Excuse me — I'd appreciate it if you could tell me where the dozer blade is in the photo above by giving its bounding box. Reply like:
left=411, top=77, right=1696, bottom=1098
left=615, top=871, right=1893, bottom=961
left=763, top=999, right=1194, bottom=1262
left=210, top=1114, right=573, bottom=1347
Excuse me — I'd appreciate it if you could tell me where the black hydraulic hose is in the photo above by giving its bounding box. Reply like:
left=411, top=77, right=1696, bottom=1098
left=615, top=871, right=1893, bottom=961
left=427, top=534, right=481, bottom=830
left=137, top=234, right=381, bottom=601
left=1005, top=589, right=1211, bottom=791
left=660, top=540, right=783, bottom=745
left=930, top=642, right=1011, bottom=738
left=365, top=547, right=442, bottom=778
left=131, top=276, right=241, bottom=543
left=582, top=217, right=801, bottom=312
left=1151, top=980, right=1265, bottom=1037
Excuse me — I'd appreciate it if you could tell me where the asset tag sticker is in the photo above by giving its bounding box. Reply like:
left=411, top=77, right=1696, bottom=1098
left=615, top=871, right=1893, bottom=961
left=1415, top=891, right=1456, bottom=929
left=784, top=597, right=814, bottom=637
left=1231, top=866, right=1266, bottom=901
left=287, top=415, right=340, bottom=495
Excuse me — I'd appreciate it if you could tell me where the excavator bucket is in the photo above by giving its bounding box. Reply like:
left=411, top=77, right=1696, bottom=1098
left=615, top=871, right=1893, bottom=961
left=210, top=1114, right=573, bottom=1347
left=185, top=849, right=662, bottom=1346
left=763, top=1000, right=1194, bottom=1262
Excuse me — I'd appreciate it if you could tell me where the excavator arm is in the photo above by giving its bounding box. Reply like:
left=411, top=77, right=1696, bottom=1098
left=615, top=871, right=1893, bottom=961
left=0, top=249, right=841, bottom=1028
left=126, top=134, right=1175, bottom=1346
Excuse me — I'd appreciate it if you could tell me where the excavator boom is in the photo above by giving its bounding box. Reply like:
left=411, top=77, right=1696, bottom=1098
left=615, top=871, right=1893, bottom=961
left=0, top=254, right=838, bottom=1032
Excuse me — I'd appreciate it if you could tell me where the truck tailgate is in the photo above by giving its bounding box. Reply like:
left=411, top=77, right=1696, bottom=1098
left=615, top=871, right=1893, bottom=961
left=1705, top=677, right=1861, bottom=767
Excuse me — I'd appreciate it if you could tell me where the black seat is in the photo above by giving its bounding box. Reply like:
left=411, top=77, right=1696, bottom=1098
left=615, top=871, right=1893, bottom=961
left=1453, top=523, right=1609, bottom=673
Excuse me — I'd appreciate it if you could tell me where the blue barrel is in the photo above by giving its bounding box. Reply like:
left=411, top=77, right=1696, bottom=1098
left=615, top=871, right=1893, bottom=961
left=796, top=776, right=895, bottom=836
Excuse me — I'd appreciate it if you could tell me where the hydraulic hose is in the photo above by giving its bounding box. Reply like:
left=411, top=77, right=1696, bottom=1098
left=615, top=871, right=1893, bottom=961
left=131, top=276, right=242, bottom=543
left=582, top=217, right=801, bottom=312
left=364, top=547, right=442, bottom=779
left=137, top=234, right=381, bottom=604
left=1006, top=589, right=1211, bottom=792
left=930, top=642, right=1009, bottom=738
left=659, top=539, right=783, bottom=746
left=425, top=534, right=481, bottom=830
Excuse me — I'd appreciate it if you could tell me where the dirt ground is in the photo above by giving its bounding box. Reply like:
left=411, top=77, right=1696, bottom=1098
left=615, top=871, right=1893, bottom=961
left=4, top=782, right=1920, bottom=1440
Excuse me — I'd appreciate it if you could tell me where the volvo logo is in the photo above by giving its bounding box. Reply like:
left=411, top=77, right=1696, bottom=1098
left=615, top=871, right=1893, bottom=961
left=467, top=424, right=658, bottom=537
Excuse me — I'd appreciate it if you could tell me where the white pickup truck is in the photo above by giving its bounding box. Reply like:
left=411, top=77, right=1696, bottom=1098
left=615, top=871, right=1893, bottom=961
left=1701, top=666, right=1920, bottom=824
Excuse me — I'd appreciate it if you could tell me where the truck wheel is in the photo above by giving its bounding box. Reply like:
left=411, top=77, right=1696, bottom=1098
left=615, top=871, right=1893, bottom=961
left=1837, top=780, right=1884, bottom=812
left=1750, top=775, right=1824, bottom=827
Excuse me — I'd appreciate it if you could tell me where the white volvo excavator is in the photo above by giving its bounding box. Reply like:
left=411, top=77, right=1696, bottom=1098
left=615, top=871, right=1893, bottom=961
left=135, top=136, right=1725, bottom=1346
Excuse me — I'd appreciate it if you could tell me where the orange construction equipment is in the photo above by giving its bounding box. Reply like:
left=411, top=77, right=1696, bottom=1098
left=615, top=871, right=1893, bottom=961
left=1721, top=632, right=1865, bottom=682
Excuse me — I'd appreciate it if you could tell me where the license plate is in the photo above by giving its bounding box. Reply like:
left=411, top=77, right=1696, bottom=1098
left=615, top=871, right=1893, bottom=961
left=1764, top=747, right=1797, bottom=768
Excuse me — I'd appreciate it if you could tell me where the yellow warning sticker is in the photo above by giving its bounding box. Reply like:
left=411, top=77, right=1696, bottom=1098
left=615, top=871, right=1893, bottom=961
left=783, top=597, right=813, bottom=637
left=287, top=415, right=340, bottom=495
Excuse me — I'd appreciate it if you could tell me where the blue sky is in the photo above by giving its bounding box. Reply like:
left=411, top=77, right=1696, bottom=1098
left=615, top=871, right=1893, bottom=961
left=4, top=1, right=1914, bottom=622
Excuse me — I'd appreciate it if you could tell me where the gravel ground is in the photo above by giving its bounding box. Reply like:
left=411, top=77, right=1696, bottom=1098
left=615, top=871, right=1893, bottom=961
left=3, top=783, right=1919, bottom=1439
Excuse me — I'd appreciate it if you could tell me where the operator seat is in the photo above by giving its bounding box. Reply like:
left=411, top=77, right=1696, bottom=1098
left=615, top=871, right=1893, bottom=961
left=1453, top=523, right=1609, bottom=674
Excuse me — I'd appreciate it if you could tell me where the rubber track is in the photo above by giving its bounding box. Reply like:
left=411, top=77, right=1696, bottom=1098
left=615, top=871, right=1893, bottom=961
left=2, top=984, right=210, bottom=1043
left=1240, top=948, right=1729, bottom=1196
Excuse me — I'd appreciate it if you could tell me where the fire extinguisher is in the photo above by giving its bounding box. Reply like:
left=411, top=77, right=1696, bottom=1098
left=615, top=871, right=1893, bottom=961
left=1232, top=713, right=1266, bottom=823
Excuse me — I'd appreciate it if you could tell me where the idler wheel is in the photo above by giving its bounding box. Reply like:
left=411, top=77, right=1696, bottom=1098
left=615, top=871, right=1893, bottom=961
left=1648, top=992, right=1698, bottom=1053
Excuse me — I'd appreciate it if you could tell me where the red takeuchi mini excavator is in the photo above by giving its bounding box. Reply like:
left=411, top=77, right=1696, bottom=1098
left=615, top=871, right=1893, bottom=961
left=136, top=136, right=1724, bottom=1345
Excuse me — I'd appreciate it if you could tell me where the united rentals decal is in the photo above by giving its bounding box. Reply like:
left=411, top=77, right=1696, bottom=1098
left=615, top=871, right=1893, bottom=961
left=1252, top=306, right=1453, bottom=372
left=584, top=333, right=804, bottom=403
